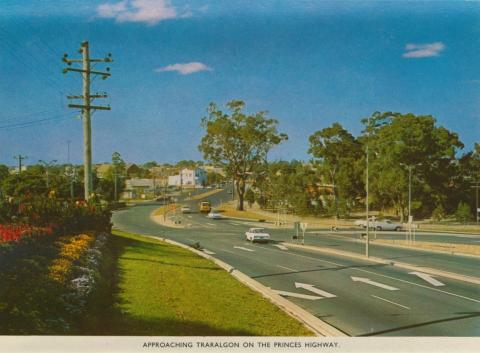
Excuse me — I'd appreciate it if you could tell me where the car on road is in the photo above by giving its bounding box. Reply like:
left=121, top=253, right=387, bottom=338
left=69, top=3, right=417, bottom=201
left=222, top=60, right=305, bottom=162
left=373, top=219, right=403, bottom=231
left=245, top=228, right=270, bottom=242
left=181, top=205, right=191, bottom=213
left=199, top=201, right=211, bottom=213
left=355, top=218, right=402, bottom=231
left=207, top=210, right=222, bottom=219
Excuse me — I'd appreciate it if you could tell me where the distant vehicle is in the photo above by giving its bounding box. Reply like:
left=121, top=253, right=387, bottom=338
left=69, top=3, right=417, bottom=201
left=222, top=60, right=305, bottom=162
left=355, top=218, right=402, bottom=231
left=199, top=201, right=211, bottom=213
left=181, top=205, right=191, bottom=213
left=373, top=219, right=403, bottom=231
left=207, top=210, right=222, bottom=219
left=245, top=228, right=270, bottom=242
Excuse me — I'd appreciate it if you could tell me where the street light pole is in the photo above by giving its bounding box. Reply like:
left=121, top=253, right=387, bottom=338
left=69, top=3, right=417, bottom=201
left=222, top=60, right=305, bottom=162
left=39, top=159, right=57, bottom=189
left=365, top=117, right=370, bottom=258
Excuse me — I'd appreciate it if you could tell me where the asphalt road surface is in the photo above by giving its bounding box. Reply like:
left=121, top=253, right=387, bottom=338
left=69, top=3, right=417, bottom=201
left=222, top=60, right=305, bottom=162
left=113, top=190, right=480, bottom=336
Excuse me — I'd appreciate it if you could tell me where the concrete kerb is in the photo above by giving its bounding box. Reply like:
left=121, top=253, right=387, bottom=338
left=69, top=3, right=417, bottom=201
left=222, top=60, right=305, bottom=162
left=285, top=242, right=480, bottom=286
left=136, top=233, right=346, bottom=337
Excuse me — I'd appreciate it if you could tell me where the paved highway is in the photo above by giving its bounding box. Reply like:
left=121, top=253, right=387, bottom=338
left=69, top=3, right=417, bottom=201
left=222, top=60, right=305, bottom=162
left=112, top=191, right=480, bottom=336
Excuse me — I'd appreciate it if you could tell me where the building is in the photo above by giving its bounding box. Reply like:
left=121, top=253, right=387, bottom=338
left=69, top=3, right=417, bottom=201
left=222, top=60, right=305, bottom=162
left=122, top=178, right=155, bottom=199
left=168, top=168, right=207, bottom=188
left=95, top=163, right=111, bottom=179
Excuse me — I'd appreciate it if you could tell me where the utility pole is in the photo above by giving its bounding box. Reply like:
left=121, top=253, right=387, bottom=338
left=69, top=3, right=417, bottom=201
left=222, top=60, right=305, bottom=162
left=14, top=155, right=27, bottom=175
left=63, top=41, right=112, bottom=200
left=472, top=182, right=480, bottom=224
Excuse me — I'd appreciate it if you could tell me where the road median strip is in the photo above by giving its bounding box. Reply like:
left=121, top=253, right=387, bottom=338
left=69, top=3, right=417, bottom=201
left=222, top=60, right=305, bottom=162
left=284, top=242, right=480, bottom=286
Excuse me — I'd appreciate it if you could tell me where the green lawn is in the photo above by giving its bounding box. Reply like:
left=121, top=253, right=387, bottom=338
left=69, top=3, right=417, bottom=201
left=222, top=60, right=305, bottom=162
left=88, top=230, right=313, bottom=336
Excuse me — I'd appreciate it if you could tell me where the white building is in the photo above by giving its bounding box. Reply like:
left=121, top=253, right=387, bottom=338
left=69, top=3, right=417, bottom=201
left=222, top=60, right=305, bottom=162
left=168, top=168, right=207, bottom=188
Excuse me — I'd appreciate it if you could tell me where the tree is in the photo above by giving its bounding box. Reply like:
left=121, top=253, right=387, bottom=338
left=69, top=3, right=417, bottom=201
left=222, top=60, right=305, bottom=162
left=455, top=201, right=471, bottom=224
left=308, top=123, right=362, bottom=217
left=245, top=188, right=255, bottom=207
left=361, top=112, right=463, bottom=220
left=99, top=152, right=127, bottom=201
left=206, top=171, right=224, bottom=186
left=199, top=100, right=288, bottom=210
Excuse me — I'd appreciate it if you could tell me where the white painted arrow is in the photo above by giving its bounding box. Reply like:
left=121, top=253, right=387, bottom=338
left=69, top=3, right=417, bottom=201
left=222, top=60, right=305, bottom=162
left=203, top=249, right=215, bottom=255
left=273, top=290, right=323, bottom=300
left=351, top=276, right=399, bottom=291
left=274, top=244, right=288, bottom=250
left=234, top=246, right=254, bottom=252
left=409, top=271, right=445, bottom=287
left=295, top=282, right=337, bottom=298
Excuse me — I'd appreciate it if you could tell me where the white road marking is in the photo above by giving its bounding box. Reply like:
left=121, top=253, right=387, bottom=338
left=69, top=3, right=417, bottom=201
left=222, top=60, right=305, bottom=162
left=353, top=267, right=480, bottom=304
left=351, top=276, right=399, bottom=291
left=371, top=295, right=410, bottom=310
left=203, top=249, right=215, bottom=255
left=274, top=244, right=288, bottom=250
left=234, top=246, right=254, bottom=252
left=277, top=265, right=297, bottom=272
left=187, top=215, right=193, bottom=218
left=229, top=221, right=245, bottom=226
left=273, top=290, right=323, bottom=300
left=263, top=245, right=480, bottom=304
left=295, top=282, right=337, bottom=298
left=409, top=271, right=445, bottom=287
left=219, top=249, right=235, bottom=254
left=206, top=223, right=216, bottom=226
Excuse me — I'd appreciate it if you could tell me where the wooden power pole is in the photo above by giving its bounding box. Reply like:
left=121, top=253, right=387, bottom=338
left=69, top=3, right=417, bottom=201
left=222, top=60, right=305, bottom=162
left=14, top=155, right=27, bottom=175
left=62, top=41, right=112, bottom=200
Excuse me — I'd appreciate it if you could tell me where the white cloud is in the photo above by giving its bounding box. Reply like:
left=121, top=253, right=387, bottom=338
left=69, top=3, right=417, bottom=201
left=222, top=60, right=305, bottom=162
left=402, top=42, right=445, bottom=58
left=155, top=62, right=212, bottom=75
left=96, top=0, right=179, bottom=25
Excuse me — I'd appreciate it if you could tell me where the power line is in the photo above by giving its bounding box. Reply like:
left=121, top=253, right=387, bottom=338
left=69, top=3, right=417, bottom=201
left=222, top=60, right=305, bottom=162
left=0, top=113, right=72, bottom=131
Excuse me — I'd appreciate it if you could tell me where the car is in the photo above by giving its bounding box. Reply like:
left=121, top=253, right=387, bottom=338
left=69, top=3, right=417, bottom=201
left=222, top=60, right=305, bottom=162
left=373, top=219, right=403, bottom=231
left=181, top=205, right=191, bottom=213
left=245, top=228, right=270, bottom=242
left=207, top=210, right=222, bottom=219
left=199, top=201, right=211, bottom=213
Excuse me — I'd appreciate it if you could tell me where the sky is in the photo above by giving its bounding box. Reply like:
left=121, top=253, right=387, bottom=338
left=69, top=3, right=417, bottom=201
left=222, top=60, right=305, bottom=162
left=1, top=0, right=479, bottom=166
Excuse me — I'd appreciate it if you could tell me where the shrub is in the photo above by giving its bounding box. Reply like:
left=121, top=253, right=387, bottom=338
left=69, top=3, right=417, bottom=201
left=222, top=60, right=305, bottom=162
left=455, top=202, right=471, bottom=224
left=432, top=204, right=446, bottom=222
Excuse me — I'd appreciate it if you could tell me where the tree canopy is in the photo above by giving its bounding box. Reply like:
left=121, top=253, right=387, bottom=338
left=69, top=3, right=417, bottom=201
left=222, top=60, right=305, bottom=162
left=199, top=100, right=287, bottom=210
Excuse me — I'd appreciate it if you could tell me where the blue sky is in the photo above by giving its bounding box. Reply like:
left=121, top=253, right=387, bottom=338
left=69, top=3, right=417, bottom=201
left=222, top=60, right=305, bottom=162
left=1, top=1, right=479, bottom=166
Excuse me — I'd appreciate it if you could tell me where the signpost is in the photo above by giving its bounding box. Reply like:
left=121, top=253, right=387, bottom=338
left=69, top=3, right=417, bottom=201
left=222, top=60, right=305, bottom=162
left=300, top=222, right=308, bottom=245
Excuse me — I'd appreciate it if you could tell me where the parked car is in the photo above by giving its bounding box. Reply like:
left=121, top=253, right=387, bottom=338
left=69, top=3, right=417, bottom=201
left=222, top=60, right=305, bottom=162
left=181, top=205, right=191, bottom=213
left=245, top=228, right=270, bottom=242
left=207, top=210, right=222, bottom=219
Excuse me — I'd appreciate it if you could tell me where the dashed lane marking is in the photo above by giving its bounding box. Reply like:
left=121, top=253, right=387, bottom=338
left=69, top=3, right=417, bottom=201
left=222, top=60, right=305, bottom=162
left=371, top=295, right=410, bottom=310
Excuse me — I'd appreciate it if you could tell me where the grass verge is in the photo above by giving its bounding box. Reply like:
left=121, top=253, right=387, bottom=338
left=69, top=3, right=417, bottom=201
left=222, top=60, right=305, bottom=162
left=152, top=203, right=179, bottom=216
left=86, top=230, right=313, bottom=336
left=189, top=188, right=224, bottom=201
left=375, top=239, right=480, bottom=256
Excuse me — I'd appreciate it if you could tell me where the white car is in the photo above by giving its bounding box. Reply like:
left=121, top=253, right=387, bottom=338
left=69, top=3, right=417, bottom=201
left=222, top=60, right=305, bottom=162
left=207, top=210, right=222, bottom=219
left=373, top=219, right=403, bottom=231
left=181, top=205, right=191, bottom=213
left=245, top=228, right=270, bottom=242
